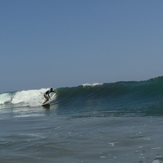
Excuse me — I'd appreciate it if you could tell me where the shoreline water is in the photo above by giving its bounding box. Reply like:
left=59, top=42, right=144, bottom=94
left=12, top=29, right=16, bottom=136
left=0, top=107, right=163, bottom=163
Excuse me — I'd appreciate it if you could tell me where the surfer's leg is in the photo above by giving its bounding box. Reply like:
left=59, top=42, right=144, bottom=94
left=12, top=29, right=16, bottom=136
left=43, top=94, right=49, bottom=104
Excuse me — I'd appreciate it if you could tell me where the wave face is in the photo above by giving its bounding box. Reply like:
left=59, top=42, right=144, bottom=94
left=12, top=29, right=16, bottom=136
left=1, top=76, right=163, bottom=116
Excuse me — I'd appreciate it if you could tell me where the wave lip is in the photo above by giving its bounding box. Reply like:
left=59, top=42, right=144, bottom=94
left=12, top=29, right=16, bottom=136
left=82, top=83, right=104, bottom=87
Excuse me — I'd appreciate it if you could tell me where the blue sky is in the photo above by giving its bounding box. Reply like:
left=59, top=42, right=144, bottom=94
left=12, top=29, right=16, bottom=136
left=1, top=0, right=163, bottom=92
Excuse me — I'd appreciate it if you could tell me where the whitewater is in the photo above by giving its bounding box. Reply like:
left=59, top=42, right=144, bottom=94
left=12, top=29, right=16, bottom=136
left=1, top=77, right=163, bottom=163
left=0, top=88, right=48, bottom=107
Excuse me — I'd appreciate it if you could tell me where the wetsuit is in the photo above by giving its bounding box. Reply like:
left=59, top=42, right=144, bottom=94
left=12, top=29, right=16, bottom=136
left=45, top=90, right=51, bottom=99
left=44, top=89, right=56, bottom=100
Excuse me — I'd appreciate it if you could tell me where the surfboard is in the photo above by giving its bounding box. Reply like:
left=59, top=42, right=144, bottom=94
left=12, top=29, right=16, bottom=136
left=42, top=92, right=56, bottom=106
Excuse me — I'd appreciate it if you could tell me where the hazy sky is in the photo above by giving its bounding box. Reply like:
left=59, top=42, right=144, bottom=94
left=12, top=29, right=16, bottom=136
left=1, top=0, right=163, bottom=92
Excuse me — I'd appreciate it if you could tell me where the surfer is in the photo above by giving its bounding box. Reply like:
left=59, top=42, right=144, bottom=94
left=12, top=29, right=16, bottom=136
left=43, top=88, right=56, bottom=104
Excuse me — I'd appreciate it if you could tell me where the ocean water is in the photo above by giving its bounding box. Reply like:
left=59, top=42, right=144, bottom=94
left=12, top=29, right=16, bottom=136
left=1, top=77, right=163, bottom=163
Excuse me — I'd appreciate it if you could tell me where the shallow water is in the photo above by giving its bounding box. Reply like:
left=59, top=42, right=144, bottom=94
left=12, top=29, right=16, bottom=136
left=0, top=106, right=163, bottom=163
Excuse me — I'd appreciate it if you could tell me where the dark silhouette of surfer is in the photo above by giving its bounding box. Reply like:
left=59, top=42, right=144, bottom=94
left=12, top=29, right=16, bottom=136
left=43, top=88, right=56, bottom=104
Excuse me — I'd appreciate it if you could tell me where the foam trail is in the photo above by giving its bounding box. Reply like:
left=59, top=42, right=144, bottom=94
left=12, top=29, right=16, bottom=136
left=11, top=88, right=49, bottom=107
left=0, top=88, right=51, bottom=107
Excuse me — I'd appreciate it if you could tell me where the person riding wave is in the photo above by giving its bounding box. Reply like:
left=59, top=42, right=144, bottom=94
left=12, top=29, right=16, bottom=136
left=43, top=88, right=56, bottom=104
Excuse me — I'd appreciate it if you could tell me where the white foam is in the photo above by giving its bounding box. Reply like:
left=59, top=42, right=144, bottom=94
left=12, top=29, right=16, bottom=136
left=82, top=83, right=103, bottom=87
left=0, top=93, right=12, bottom=105
left=11, top=88, right=48, bottom=107
left=0, top=88, right=57, bottom=107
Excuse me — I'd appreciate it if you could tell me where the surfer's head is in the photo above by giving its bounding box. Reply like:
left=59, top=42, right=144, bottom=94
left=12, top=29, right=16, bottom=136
left=50, top=88, right=53, bottom=92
